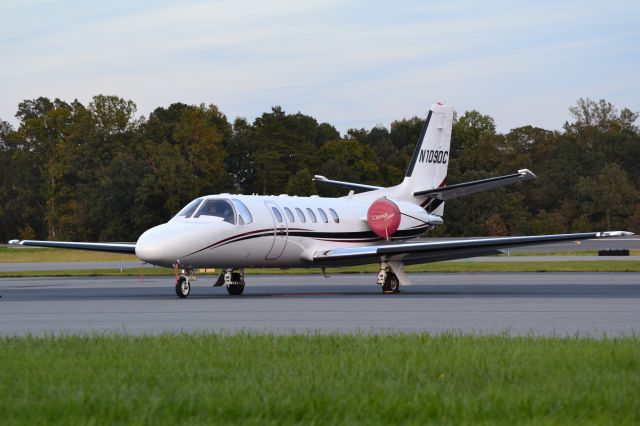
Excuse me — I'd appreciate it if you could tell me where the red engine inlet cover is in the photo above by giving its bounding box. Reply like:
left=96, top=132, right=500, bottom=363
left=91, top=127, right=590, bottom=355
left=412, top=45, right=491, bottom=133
left=367, top=198, right=401, bottom=239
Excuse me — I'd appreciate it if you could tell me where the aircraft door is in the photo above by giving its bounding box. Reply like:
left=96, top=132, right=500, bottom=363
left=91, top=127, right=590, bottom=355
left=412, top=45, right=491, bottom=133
left=265, top=201, right=288, bottom=260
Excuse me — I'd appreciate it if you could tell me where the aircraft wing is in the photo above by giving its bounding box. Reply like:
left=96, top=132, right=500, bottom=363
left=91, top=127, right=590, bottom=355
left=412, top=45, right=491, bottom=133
left=414, top=169, right=536, bottom=200
left=8, top=239, right=136, bottom=254
left=313, top=231, right=633, bottom=267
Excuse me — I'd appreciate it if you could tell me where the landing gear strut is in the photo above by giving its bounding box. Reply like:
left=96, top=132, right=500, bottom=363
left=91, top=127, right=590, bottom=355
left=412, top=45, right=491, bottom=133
left=377, top=261, right=401, bottom=294
left=216, top=268, right=246, bottom=296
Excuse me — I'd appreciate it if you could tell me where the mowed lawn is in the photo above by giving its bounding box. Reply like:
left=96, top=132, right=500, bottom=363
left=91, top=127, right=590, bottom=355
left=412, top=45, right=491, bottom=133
left=0, top=248, right=137, bottom=263
left=0, top=334, right=638, bottom=424
left=2, top=248, right=639, bottom=276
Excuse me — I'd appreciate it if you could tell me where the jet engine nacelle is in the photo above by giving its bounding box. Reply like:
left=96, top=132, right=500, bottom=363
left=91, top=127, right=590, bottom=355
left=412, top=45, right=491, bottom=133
left=367, top=198, right=402, bottom=238
left=367, top=198, right=444, bottom=238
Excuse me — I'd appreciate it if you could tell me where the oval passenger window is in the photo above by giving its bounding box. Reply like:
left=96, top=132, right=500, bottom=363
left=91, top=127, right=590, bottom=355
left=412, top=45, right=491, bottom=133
left=306, top=208, right=317, bottom=223
left=284, top=207, right=295, bottom=223
left=272, top=207, right=283, bottom=223
left=318, top=208, right=328, bottom=223
left=329, top=208, right=340, bottom=223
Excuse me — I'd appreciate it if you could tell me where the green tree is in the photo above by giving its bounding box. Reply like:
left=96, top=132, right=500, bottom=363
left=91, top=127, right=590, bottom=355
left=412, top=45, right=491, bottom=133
left=390, top=116, right=423, bottom=157
left=135, top=104, right=231, bottom=226
left=226, top=117, right=253, bottom=192
left=284, top=168, right=317, bottom=196
left=246, top=107, right=338, bottom=195
left=577, top=163, right=638, bottom=230
left=1, top=96, right=638, bottom=240
left=317, top=138, right=380, bottom=197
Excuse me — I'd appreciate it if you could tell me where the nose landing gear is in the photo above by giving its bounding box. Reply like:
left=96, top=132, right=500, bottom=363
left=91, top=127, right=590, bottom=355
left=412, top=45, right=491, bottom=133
left=175, top=267, right=196, bottom=298
left=175, top=275, right=191, bottom=298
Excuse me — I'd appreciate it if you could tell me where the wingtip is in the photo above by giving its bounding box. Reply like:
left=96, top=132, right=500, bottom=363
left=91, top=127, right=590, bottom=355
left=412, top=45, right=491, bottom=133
left=517, top=169, right=537, bottom=179
left=596, top=231, right=635, bottom=237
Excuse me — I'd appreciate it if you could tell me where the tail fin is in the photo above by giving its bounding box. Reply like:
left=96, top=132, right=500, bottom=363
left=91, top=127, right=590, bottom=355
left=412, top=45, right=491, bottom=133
left=397, top=103, right=454, bottom=212
left=351, top=103, right=454, bottom=216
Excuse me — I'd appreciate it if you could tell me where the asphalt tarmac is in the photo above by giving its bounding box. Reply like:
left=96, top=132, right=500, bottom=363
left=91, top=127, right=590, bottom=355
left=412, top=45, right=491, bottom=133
left=1, top=273, right=638, bottom=337
left=1, top=256, right=638, bottom=272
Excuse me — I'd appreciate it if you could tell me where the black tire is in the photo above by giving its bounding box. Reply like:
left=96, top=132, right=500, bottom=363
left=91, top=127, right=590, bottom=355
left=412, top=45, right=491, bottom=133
left=382, top=273, right=400, bottom=294
left=226, top=284, right=245, bottom=296
left=176, top=276, right=190, bottom=298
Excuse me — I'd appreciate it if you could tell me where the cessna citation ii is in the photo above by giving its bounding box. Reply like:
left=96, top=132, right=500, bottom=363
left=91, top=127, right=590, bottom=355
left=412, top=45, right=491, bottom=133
left=9, top=103, right=632, bottom=297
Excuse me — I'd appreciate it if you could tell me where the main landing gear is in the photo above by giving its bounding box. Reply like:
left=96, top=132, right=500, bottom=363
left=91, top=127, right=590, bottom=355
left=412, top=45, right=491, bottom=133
left=377, top=260, right=406, bottom=294
left=213, top=268, right=246, bottom=296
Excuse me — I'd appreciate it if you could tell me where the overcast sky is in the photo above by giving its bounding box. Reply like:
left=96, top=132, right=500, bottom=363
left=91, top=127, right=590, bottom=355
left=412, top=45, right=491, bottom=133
left=1, top=0, right=638, bottom=133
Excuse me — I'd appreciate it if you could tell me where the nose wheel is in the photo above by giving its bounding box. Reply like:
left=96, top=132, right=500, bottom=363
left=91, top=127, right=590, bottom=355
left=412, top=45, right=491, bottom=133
left=175, top=276, right=191, bottom=298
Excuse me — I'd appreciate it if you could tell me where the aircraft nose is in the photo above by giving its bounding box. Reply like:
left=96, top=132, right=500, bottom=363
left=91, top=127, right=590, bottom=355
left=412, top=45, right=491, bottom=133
left=135, top=226, right=173, bottom=266
left=136, top=223, right=212, bottom=267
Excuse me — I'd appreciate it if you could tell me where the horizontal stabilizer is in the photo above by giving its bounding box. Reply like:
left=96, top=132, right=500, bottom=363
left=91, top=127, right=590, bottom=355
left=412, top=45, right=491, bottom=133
left=8, top=239, right=136, bottom=254
left=313, top=175, right=383, bottom=192
left=414, top=169, right=536, bottom=200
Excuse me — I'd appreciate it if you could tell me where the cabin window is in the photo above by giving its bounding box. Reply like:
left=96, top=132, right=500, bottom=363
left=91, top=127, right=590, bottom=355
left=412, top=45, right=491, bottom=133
left=232, top=199, right=253, bottom=224
left=284, top=207, right=295, bottom=223
left=173, top=198, right=202, bottom=219
left=306, top=208, right=317, bottom=223
left=271, top=207, right=283, bottom=223
left=194, top=199, right=235, bottom=224
left=318, top=208, right=328, bottom=223
left=329, top=208, right=340, bottom=223
left=295, top=207, right=306, bottom=223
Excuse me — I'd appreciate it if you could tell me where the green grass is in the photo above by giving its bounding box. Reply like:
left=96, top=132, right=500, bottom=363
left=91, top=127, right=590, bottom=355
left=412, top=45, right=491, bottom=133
left=1, top=260, right=639, bottom=278
left=0, top=334, right=638, bottom=424
left=0, top=247, right=137, bottom=263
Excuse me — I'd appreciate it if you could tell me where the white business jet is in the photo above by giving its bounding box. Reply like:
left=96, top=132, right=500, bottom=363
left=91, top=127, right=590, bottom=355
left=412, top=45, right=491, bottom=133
left=9, top=103, right=632, bottom=297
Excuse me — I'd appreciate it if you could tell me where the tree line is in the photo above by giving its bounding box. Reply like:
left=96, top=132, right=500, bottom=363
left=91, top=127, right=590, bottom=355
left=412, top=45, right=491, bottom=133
left=0, top=95, right=638, bottom=242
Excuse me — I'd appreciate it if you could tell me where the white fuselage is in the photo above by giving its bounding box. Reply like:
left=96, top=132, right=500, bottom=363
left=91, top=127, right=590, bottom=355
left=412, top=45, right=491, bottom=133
left=135, top=193, right=431, bottom=269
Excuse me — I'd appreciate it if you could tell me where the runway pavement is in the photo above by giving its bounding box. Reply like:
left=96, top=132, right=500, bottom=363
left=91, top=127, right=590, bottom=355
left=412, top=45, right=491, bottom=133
left=1, top=273, right=638, bottom=337
left=1, top=255, right=638, bottom=272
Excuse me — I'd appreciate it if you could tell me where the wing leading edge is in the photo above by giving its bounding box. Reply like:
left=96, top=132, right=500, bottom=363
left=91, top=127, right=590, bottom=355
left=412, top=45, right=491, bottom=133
left=8, top=240, right=136, bottom=254
left=313, top=231, right=633, bottom=267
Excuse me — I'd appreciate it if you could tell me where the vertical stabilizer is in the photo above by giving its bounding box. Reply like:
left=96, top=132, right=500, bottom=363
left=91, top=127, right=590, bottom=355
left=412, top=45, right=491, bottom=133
left=351, top=103, right=454, bottom=217
left=396, top=103, right=454, bottom=214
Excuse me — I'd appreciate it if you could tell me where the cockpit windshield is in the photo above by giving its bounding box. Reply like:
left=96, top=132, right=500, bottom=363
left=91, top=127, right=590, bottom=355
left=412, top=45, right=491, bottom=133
left=173, top=198, right=202, bottom=219
left=172, top=197, right=252, bottom=225
left=193, top=199, right=236, bottom=224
